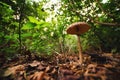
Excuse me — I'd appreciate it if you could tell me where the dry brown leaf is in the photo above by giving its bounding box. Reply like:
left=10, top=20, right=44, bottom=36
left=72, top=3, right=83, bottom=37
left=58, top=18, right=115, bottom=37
left=74, top=70, right=83, bottom=76
left=3, top=65, right=25, bottom=77
left=62, top=75, right=80, bottom=80
left=45, top=66, right=51, bottom=72
left=84, top=64, right=113, bottom=80
left=104, top=64, right=113, bottom=68
left=29, top=60, right=41, bottom=67
left=60, top=69, right=73, bottom=76
left=37, top=65, right=46, bottom=71
left=27, top=71, right=45, bottom=80
left=102, top=53, right=113, bottom=57
left=51, top=68, right=57, bottom=74
left=45, top=66, right=54, bottom=73
left=43, top=74, right=51, bottom=80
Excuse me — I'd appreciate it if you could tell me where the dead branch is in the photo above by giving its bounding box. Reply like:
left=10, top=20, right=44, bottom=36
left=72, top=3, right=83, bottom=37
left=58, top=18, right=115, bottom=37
left=94, top=21, right=120, bottom=26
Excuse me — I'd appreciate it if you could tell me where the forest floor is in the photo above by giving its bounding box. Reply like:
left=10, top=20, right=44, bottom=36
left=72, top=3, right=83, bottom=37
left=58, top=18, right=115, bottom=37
left=0, top=51, right=120, bottom=80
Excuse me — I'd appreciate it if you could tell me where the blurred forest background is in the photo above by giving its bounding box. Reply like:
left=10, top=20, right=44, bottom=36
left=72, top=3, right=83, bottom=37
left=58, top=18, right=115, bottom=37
left=0, top=0, right=120, bottom=58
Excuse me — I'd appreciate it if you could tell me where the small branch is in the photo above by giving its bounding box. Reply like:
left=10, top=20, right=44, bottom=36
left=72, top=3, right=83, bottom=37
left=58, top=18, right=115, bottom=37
left=93, top=21, right=120, bottom=26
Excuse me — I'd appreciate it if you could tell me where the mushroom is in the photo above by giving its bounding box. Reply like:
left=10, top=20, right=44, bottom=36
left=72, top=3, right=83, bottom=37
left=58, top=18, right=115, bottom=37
left=66, top=22, right=90, bottom=64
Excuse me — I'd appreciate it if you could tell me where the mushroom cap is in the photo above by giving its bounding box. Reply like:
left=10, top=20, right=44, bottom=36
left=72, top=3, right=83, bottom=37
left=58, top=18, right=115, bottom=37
left=66, top=22, right=90, bottom=35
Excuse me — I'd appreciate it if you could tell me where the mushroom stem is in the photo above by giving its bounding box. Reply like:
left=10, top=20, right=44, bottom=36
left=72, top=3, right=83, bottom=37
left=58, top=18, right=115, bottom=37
left=77, top=35, right=83, bottom=65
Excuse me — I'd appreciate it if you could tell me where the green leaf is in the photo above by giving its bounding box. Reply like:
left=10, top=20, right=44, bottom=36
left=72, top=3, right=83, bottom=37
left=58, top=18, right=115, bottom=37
left=22, top=22, right=36, bottom=30
left=5, top=35, right=12, bottom=40
left=28, top=16, right=40, bottom=24
left=4, top=34, right=18, bottom=41
left=35, top=21, right=50, bottom=29
left=21, top=33, right=32, bottom=38
left=33, top=33, right=40, bottom=38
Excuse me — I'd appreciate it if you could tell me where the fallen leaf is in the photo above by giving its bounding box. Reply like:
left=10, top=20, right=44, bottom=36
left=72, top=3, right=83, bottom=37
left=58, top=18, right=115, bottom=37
left=27, top=71, right=45, bottom=80
left=62, top=75, right=80, bottom=80
left=37, top=65, right=46, bottom=71
left=3, top=65, right=25, bottom=77
left=29, top=60, right=41, bottom=67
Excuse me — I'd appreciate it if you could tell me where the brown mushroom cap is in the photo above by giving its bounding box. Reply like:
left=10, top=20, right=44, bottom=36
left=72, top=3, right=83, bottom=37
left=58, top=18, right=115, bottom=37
left=67, top=22, right=90, bottom=35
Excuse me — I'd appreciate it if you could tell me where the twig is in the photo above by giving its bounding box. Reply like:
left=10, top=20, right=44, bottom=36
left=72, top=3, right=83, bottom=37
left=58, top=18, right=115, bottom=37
left=93, top=21, right=120, bottom=26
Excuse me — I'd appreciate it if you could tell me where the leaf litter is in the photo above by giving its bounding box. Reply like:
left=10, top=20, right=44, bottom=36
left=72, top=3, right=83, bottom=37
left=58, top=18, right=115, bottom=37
left=0, top=52, right=120, bottom=80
